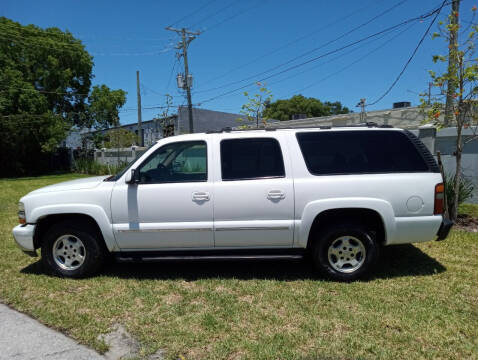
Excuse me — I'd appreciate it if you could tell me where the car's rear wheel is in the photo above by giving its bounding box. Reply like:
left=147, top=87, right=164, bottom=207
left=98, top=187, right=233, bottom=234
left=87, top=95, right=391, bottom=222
left=312, top=223, right=379, bottom=281
left=41, top=221, right=105, bottom=278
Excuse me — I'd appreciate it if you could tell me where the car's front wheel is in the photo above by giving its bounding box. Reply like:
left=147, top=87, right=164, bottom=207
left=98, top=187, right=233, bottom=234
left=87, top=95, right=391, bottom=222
left=312, top=223, right=379, bottom=281
left=41, top=221, right=105, bottom=278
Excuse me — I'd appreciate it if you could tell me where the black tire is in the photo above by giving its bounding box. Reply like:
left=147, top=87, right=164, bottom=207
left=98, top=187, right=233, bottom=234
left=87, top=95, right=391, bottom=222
left=41, top=221, right=106, bottom=278
left=312, top=223, right=379, bottom=281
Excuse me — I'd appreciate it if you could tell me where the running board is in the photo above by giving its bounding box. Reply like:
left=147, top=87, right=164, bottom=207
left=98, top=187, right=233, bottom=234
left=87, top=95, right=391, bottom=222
left=115, top=254, right=304, bottom=263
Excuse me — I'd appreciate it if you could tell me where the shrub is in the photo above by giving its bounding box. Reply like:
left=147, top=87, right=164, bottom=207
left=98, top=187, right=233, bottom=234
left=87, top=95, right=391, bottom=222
left=443, top=172, right=474, bottom=216
left=72, top=158, right=127, bottom=176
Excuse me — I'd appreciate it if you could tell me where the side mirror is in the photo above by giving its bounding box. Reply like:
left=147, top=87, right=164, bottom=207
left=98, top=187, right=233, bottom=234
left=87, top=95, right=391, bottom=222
left=125, top=169, right=138, bottom=184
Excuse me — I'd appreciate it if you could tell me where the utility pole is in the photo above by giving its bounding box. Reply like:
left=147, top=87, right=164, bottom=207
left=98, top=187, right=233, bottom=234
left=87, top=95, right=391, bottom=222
left=444, top=0, right=460, bottom=126
left=136, top=70, right=143, bottom=146
left=165, top=26, right=200, bottom=133
left=356, top=98, right=366, bottom=122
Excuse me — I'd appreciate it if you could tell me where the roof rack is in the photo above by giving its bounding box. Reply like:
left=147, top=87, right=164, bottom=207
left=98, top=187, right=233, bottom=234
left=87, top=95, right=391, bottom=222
left=205, top=122, right=392, bottom=134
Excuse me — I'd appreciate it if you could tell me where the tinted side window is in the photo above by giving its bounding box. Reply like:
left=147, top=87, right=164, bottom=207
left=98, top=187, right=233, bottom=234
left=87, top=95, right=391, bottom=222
left=221, top=138, right=285, bottom=180
left=296, top=131, right=430, bottom=175
left=138, top=141, right=207, bottom=183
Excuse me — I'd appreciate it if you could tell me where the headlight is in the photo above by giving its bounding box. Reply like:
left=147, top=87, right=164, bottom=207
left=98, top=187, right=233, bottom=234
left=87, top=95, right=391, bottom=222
left=18, top=202, right=26, bottom=224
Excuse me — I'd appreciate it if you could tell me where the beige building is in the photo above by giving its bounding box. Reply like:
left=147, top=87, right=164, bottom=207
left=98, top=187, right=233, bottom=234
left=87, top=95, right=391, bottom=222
left=274, top=105, right=432, bottom=129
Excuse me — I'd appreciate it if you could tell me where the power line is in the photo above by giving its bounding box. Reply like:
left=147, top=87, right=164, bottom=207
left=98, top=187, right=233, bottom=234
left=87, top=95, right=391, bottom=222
left=267, top=23, right=411, bottom=90
left=282, top=22, right=417, bottom=98
left=90, top=46, right=175, bottom=57
left=0, top=27, right=175, bottom=57
left=0, top=112, right=84, bottom=122
left=119, top=104, right=184, bottom=112
left=201, top=0, right=264, bottom=32
left=0, top=21, right=171, bottom=42
left=0, top=33, right=87, bottom=53
left=139, top=82, right=182, bottom=98
left=192, top=0, right=410, bottom=95
left=165, top=58, right=180, bottom=92
left=197, top=0, right=385, bottom=86
left=168, top=0, right=218, bottom=27
left=196, top=4, right=443, bottom=105
left=0, top=87, right=91, bottom=96
left=0, top=87, right=181, bottom=113
left=366, top=0, right=447, bottom=106
left=0, top=22, right=76, bottom=41
left=0, top=84, right=180, bottom=99
left=190, top=0, right=239, bottom=29
left=0, top=32, right=174, bottom=57
left=0, top=87, right=184, bottom=116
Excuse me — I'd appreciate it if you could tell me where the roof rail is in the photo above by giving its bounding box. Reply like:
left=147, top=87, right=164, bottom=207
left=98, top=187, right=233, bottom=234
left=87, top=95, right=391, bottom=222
left=204, top=122, right=393, bottom=133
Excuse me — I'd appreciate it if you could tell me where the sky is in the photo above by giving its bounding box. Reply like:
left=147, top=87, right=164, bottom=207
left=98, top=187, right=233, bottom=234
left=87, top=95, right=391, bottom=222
left=2, top=0, right=476, bottom=125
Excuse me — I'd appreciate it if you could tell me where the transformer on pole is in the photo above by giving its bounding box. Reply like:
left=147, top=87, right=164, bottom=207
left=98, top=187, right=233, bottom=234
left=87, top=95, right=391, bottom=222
left=166, top=26, right=201, bottom=133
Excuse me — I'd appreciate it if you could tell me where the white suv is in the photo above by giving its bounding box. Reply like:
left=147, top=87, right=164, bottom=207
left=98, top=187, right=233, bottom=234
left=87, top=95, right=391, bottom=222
left=12, top=125, right=452, bottom=281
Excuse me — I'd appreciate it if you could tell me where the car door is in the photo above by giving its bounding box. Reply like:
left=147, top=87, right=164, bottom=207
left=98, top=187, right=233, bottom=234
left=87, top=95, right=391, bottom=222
left=212, top=134, right=295, bottom=248
left=110, top=138, right=214, bottom=250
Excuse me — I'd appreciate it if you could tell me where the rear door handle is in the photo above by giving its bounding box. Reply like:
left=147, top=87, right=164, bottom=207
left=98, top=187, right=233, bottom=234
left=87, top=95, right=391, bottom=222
left=192, top=191, right=210, bottom=201
left=267, top=190, right=285, bottom=200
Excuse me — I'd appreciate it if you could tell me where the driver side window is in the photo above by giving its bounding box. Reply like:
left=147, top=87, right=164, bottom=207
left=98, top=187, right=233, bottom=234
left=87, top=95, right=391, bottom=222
left=138, top=141, right=207, bottom=184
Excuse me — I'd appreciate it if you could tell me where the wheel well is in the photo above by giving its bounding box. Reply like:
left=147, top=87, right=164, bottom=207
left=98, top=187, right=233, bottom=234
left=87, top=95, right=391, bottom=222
left=307, top=208, right=386, bottom=249
left=33, top=213, right=105, bottom=250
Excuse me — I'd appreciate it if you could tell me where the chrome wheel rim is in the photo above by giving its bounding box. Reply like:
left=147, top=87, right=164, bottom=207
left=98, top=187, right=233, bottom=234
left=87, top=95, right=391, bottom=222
left=327, top=236, right=366, bottom=274
left=52, top=235, right=86, bottom=271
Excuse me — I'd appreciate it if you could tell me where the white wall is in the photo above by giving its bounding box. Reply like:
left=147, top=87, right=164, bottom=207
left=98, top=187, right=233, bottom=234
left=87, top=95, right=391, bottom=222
left=94, top=147, right=147, bottom=166
left=439, top=154, right=478, bottom=204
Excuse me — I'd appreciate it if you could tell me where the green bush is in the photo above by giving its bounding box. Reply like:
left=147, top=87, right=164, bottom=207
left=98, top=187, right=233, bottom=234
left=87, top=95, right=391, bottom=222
left=443, top=172, right=474, bottom=215
left=72, top=158, right=127, bottom=176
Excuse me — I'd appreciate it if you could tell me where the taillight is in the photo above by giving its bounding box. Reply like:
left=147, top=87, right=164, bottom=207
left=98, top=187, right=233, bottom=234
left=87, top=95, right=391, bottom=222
left=434, top=183, right=445, bottom=215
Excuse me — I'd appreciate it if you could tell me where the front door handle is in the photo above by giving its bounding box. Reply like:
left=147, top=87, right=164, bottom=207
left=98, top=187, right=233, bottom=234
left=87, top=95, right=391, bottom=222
left=267, top=189, right=285, bottom=200
left=192, top=191, right=210, bottom=201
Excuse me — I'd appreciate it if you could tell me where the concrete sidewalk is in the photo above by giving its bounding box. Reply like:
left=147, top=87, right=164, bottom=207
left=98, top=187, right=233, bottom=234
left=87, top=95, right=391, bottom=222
left=0, top=303, right=104, bottom=360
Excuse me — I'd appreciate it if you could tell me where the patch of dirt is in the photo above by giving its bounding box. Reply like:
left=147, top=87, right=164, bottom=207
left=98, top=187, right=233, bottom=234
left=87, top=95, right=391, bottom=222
left=214, top=285, right=234, bottom=294
left=456, top=214, right=478, bottom=233
left=162, top=293, right=183, bottom=305
left=238, top=295, right=254, bottom=304
left=98, top=323, right=165, bottom=360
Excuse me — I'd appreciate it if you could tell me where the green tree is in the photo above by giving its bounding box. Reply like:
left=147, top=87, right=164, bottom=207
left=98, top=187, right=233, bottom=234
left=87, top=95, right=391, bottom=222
left=0, top=17, right=93, bottom=123
left=420, top=5, right=478, bottom=221
left=104, top=128, right=137, bottom=149
left=156, top=94, right=175, bottom=138
left=239, top=83, right=273, bottom=128
left=263, top=95, right=350, bottom=121
left=88, top=85, right=127, bottom=130
left=0, top=17, right=126, bottom=175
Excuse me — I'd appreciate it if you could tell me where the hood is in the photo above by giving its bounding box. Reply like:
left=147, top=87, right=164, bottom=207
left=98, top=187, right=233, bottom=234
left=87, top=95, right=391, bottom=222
left=28, top=176, right=109, bottom=195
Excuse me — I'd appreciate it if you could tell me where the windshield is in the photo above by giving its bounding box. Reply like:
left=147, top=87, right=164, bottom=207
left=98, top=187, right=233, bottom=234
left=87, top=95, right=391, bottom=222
left=104, top=143, right=156, bottom=182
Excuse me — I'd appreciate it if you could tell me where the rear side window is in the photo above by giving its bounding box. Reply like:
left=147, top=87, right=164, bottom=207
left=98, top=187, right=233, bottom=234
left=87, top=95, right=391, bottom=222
left=221, top=138, right=285, bottom=180
left=296, top=130, right=430, bottom=175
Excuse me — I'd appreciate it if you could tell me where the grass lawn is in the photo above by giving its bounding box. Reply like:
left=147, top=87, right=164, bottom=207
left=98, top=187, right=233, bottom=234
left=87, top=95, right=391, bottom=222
left=0, top=174, right=477, bottom=360
left=459, top=203, right=478, bottom=218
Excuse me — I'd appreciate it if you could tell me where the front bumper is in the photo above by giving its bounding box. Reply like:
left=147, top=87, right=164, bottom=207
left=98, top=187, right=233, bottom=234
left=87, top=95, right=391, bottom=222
left=12, top=224, right=37, bottom=257
left=436, top=218, right=453, bottom=241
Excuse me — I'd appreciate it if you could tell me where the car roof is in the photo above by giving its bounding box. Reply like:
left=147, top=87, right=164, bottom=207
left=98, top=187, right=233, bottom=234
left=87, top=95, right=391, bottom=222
left=158, top=125, right=404, bottom=142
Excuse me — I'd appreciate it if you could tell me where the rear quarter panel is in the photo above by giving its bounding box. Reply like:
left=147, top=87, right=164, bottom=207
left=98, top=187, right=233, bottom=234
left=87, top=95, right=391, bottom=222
left=285, top=130, right=444, bottom=246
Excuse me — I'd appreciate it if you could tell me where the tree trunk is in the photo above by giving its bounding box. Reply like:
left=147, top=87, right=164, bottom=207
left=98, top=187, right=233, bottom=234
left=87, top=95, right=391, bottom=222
left=444, top=0, right=460, bottom=126
left=452, top=125, right=462, bottom=221
left=451, top=58, right=465, bottom=222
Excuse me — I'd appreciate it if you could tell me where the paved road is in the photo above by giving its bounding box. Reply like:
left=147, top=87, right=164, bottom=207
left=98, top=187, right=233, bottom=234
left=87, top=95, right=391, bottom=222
left=0, top=303, right=104, bottom=360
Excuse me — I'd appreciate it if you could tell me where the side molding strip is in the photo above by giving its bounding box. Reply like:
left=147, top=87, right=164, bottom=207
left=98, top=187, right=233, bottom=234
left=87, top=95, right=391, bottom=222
left=215, top=226, right=289, bottom=231
left=118, top=227, right=290, bottom=233
left=117, top=228, right=212, bottom=233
